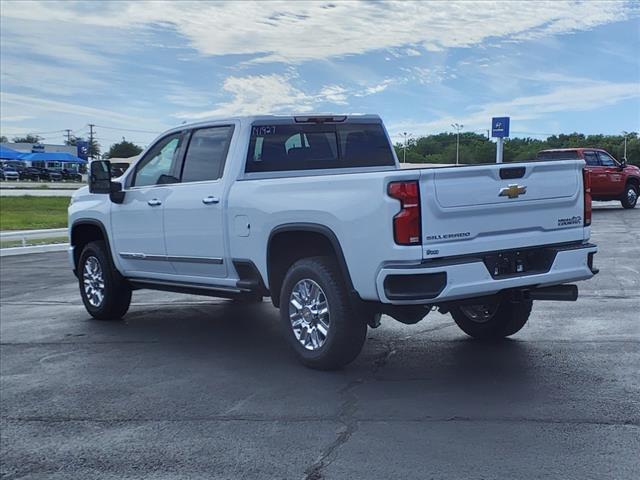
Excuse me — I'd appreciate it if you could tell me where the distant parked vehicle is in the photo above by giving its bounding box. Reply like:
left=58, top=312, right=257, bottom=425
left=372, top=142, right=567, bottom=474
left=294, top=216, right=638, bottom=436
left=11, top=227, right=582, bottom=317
left=0, top=167, right=20, bottom=181
left=19, top=167, right=43, bottom=181
left=61, top=169, right=83, bottom=182
left=110, top=162, right=131, bottom=178
left=19, top=167, right=63, bottom=182
left=537, top=148, right=639, bottom=209
left=41, top=168, right=63, bottom=182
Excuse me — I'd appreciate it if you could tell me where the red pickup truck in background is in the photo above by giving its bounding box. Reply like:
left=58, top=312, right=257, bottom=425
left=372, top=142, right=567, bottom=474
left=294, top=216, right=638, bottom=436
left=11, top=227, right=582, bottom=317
left=537, top=148, right=639, bottom=209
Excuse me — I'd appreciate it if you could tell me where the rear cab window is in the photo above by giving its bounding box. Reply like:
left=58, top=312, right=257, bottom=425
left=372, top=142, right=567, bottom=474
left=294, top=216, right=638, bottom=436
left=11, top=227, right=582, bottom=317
left=245, top=119, right=395, bottom=173
left=536, top=150, right=580, bottom=161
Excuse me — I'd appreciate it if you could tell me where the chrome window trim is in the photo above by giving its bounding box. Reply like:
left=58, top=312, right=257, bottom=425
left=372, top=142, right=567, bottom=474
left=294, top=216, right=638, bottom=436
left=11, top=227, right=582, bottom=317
left=119, top=252, right=223, bottom=264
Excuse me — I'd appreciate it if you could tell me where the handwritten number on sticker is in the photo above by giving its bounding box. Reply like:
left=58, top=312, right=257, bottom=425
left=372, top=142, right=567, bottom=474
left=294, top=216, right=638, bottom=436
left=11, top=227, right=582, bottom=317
left=252, top=126, right=276, bottom=136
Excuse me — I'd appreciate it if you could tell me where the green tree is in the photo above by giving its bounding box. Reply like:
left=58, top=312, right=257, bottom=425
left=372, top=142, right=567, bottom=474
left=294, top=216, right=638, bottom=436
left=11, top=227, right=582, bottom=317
left=0, top=135, right=8, bottom=143
left=394, top=130, right=639, bottom=167
left=105, top=139, right=143, bottom=159
left=11, top=134, right=42, bottom=143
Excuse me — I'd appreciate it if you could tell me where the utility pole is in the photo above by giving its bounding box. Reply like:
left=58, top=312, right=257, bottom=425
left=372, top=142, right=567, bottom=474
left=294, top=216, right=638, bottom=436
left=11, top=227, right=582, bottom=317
left=451, top=123, right=463, bottom=165
left=64, top=129, right=72, bottom=145
left=88, top=124, right=95, bottom=160
left=622, top=131, right=629, bottom=161
left=403, top=132, right=407, bottom=163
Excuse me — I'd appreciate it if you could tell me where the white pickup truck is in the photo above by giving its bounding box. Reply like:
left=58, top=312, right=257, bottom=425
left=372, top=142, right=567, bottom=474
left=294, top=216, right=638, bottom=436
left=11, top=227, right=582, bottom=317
left=69, top=114, right=598, bottom=369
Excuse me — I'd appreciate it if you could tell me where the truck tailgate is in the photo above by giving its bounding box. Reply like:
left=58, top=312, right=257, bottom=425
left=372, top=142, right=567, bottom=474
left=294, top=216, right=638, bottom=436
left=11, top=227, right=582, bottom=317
left=420, top=160, right=587, bottom=259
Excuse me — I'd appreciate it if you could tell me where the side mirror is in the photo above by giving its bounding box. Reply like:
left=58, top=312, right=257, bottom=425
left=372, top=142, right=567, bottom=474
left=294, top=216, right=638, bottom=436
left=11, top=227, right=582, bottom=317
left=89, top=160, right=112, bottom=194
left=619, top=159, right=627, bottom=170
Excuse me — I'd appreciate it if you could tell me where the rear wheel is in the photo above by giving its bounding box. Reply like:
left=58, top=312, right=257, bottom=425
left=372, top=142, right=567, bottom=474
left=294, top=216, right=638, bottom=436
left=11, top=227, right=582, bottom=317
left=279, top=256, right=367, bottom=370
left=450, top=294, right=532, bottom=339
left=78, top=241, right=131, bottom=320
left=621, top=183, right=638, bottom=209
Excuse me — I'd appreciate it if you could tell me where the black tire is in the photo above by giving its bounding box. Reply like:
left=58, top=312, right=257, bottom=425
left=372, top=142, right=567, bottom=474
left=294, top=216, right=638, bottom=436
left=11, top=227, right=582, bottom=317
left=621, top=183, right=638, bottom=209
left=450, top=294, right=532, bottom=340
left=78, top=240, right=131, bottom=320
left=279, top=256, right=367, bottom=370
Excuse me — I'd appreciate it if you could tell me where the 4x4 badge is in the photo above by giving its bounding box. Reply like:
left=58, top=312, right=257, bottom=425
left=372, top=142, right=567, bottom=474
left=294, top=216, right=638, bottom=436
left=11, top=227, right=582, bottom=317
left=499, top=184, right=527, bottom=199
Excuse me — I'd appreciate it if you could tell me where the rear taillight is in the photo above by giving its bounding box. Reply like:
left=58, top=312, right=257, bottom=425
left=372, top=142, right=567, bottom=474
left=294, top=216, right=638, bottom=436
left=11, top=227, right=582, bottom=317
left=388, top=181, right=421, bottom=245
left=583, top=169, right=592, bottom=226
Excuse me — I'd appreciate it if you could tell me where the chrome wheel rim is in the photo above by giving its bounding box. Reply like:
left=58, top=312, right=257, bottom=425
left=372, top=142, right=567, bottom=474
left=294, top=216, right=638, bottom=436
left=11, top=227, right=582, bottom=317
left=289, top=279, right=330, bottom=351
left=460, top=301, right=499, bottom=324
left=627, top=187, right=637, bottom=205
left=83, top=256, right=105, bottom=307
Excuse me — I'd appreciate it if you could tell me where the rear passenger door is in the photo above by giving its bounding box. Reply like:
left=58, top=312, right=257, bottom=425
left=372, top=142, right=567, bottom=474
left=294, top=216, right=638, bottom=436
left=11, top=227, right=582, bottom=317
left=162, top=124, right=235, bottom=280
left=583, top=150, right=606, bottom=196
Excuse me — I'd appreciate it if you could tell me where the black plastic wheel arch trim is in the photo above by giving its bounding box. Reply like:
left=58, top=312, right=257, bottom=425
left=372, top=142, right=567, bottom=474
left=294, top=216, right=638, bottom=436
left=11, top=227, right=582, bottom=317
left=267, top=223, right=357, bottom=296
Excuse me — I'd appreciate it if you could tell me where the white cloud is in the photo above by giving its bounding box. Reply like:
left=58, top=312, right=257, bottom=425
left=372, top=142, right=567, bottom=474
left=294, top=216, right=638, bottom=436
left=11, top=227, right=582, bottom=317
left=1, top=1, right=636, bottom=64
left=0, top=57, right=108, bottom=97
left=0, top=92, right=165, bottom=128
left=175, top=74, right=315, bottom=118
left=388, top=80, right=640, bottom=136
left=358, top=80, right=394, bottom=96
left=175, top=74, right=393, bottom=119
left=318, top=85, right=349, bottom=105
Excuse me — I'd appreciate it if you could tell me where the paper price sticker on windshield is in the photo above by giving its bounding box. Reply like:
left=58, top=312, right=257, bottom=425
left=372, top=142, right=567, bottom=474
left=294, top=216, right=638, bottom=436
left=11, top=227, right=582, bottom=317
left=252, top=126, right=276, bottom=136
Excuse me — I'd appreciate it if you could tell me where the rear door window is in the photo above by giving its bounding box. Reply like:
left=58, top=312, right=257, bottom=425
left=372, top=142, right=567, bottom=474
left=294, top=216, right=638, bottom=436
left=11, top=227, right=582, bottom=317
left=245, top=123, right=394, bottom=173
left=181, top=125, right=234, bottom=182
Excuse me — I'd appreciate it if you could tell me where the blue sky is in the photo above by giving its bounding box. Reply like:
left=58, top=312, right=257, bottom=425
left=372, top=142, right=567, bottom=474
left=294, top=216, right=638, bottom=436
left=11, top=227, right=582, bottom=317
left=1, top=0, right=639, bottom=149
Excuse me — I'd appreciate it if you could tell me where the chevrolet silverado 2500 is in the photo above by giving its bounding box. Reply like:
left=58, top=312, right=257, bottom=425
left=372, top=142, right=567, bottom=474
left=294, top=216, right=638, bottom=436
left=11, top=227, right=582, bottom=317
left=538, top=148, right=639, bottom=209
left=69, top=115, right=598, bottom=369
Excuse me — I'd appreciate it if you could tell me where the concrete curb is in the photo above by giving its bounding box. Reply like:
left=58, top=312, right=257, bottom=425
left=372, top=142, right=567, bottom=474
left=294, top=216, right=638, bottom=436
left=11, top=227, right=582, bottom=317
left=0, top=243, right=69, bottom=257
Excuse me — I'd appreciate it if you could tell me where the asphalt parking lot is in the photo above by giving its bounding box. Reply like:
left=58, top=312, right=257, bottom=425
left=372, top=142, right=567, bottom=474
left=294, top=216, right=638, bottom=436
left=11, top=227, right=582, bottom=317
left=1, top=204, right=638, bottom=480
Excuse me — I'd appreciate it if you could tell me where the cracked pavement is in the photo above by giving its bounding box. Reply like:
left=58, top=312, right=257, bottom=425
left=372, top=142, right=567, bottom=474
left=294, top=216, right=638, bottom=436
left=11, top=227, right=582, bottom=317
left=1, top=204, right=639, bottom=479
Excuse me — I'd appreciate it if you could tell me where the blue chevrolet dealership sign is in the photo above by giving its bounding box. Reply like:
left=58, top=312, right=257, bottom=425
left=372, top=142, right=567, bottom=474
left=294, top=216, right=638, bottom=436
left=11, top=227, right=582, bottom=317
left=76, top=141, right=89, bottom=160
left=491, top=117, right=510, bottom=138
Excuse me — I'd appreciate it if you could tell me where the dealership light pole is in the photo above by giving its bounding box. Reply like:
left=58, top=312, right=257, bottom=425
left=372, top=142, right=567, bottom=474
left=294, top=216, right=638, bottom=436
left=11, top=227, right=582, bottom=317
left=401, top=132, right=412, bottom=163
left=451, top=123, right=463, bottom=165
left=622, top=131, right=629, bottom=161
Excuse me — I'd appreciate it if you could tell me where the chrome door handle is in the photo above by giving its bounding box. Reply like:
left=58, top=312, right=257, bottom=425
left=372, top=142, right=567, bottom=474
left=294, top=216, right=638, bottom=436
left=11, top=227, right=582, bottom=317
left=147, top=199, right=162, bottom=206
left=202, top=196, right=220, bottom=205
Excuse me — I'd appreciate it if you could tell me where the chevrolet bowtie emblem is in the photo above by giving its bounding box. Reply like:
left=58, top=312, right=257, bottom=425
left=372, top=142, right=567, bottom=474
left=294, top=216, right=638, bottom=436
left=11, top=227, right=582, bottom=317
left=499, top=184, right=527, bottom=199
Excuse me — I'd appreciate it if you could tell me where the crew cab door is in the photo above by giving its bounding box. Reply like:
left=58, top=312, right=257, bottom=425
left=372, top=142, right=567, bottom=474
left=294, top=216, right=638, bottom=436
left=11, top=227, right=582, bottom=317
left=111, top=131, right=185, bottom=275
left=583, top=151, right=603, bottom=195
left=162, top=125, right=235, bottom=279
left=596, top=151, right=625, bottom=195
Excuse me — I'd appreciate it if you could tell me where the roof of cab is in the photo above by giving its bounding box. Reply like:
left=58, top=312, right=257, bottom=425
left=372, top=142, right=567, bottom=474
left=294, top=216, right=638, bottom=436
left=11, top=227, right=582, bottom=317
left=168, top=114, right=382, bottom=132
left=539, top=147, right=607, bottom=153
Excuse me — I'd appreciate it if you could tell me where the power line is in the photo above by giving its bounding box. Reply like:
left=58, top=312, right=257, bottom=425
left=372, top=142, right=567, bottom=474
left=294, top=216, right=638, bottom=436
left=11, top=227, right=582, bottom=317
left=94, top=124, right=159, bottom=134
left=3, top=129, right=67, bottom=136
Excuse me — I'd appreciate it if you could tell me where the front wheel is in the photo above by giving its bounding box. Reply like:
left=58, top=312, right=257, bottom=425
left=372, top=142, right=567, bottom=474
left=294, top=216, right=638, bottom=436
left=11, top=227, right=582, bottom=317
left=450, top=294, right=532, bottom=339
left=621, top=183, right=638, bottom=209
left=279, top=256, right=367, bottom=370
left=78, top=241, right=132, bottom=320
